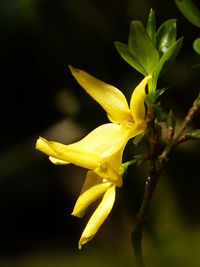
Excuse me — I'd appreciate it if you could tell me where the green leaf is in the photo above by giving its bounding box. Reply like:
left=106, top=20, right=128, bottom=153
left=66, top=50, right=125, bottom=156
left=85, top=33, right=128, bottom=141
left=153, top=37, right=183, bottom=84
left=128, top=20, right=159, bottom=74
left=193, top=37, right=200, bottom=54
left=146, top=8, right=156, bottom=45
left=155, top=87, right=169, bottom=98
left=175, top=0, right=200, bottom=27
left=145, top=88, right=168, bottom=106
left=114, top=42, right=147, bottom=75
left=156, top=19, right=177, bottom=55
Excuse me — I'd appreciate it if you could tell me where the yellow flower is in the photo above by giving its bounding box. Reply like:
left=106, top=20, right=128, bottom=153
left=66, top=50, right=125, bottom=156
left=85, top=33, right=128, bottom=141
left=36, top=123, right=128, bottom=249
left=36, top=67, right=151, bottom=249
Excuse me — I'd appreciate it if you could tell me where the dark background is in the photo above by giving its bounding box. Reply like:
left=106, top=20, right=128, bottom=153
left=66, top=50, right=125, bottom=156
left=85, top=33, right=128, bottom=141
left=1, top=0, right=200, bottom=266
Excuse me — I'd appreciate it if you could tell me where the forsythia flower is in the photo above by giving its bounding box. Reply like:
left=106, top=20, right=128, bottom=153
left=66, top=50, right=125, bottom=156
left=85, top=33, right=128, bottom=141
left=36, top=66, right=151, bottom=249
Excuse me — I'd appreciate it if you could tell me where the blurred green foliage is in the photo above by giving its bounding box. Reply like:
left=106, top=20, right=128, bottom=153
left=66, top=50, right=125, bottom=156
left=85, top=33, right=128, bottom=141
left=175, top=0, right=200, bottom=27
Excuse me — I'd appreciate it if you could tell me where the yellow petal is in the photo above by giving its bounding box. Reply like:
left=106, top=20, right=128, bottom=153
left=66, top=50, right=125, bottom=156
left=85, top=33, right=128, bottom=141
left=69, top=65, right=133, bottom=124
left=36, top=123, right=128, bottom=170
left=130, top=75, right=152, bottom=124
left=36, top=137, right=100, bottom=170
left=72, top=123, right=129, bottom=158
left=78, top=185, right=116, bottom=249
left=49, top=156, right=70, bottom=165
left=72, top=171, right=111, bottom=218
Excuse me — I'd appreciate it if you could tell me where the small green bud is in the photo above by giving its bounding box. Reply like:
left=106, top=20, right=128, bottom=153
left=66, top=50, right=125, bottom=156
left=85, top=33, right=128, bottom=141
left=167, top=110, right=176, bottom=142
left=167, top=110, right=176, bottom=129
left=187, top=129, right=200, bottom=139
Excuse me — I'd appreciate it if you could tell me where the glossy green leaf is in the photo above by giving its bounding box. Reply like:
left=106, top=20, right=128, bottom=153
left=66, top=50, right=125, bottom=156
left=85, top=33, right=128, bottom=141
left=114, top=42, right=147, bottom=75
left=153, top=37, right=183, bottom=84
left=175, top=0, right=200, bottom=27
left=156, top=19, right=177, bottom=55
left=128, top=20, right=159, bottom=74
left=146, top=8, right=156, bottom=45
left=193, top=37, right=200, bottom=54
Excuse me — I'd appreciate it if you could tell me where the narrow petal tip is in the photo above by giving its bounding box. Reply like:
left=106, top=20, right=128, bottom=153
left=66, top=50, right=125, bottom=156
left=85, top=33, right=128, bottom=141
left=78, top=235, right=95, bottom=250
left=49, top=156, right=69, bottom=165
left=35, top=136, right=45, bottom=150
left=71, top=210, right=83, bottom=218
left=78, top=240, right=83, bottom=250
left=68, top=64, right=80, bottom=75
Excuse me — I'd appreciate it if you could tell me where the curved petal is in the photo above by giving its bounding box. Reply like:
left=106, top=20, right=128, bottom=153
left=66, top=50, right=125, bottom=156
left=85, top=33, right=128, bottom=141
left=72, top=123, right=130, bottom=157
left=72, top=171, right=111, bottom=218
left=36, top=137, right=100, bottom=170
left=36, top=124, right=129, bottom=170
left=130, top=75, right=151, bottom=123
left=69, top=65, right=133, bottom=124
left=78, top=185, right=116, bottom=249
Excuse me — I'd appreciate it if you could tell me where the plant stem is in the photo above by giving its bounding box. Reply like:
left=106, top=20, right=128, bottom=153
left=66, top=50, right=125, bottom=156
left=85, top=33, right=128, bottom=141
left=160, top=95, right=200, bottom=162
left=131, top=93, right=200, bottom=267
left=132, top=107, right=160, bottom=267
left=131, top=160, right=160, bottom=267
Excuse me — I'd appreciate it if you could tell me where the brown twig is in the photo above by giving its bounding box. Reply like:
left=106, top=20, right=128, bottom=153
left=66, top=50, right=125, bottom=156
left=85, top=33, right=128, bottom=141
left=132, top=107, right=161, bottom=267
left=160, top=94, right=200, bottom=163
left=131, top=93, right=200, bottom=267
